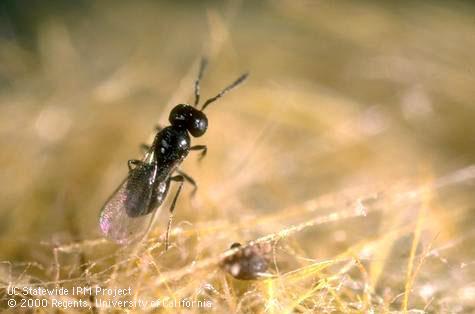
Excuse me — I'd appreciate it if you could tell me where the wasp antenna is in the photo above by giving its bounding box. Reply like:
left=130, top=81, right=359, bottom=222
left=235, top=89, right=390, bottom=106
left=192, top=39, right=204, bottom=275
left=194, top=58, right=208, bottom=106
left=201, top=72, right=249, bottom=111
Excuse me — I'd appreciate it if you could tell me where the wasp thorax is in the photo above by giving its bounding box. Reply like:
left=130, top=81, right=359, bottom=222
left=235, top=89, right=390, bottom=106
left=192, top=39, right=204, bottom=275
left=169, top=104, right=208, bottom=137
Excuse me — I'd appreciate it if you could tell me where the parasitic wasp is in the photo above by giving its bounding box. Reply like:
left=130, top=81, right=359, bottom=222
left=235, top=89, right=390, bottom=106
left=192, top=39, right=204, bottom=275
left=99, top=59, right=248, bottom=249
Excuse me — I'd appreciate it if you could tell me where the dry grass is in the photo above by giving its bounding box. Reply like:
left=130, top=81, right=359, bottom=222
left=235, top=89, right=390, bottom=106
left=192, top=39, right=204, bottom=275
left=1, top=1, right=475, bottom=313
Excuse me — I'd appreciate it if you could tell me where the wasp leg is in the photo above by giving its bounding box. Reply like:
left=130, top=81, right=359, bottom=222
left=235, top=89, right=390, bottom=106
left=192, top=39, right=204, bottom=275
left=127, top=159, right=142, bottom=171
left=190, top=145, right=207, bottom=161
left=176, top=169, right=197, bottom=197
left=140, top=123, right=163, bottom=153
left=140, top=144, right=150, bottom=153
left=154, top=124, right=163, bottom=132
left=164, top=175, right=185, bottom=251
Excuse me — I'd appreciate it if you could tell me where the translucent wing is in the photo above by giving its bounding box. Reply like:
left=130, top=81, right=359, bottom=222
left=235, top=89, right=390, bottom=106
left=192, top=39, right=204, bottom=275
left=99, top=162, right=158, bottom=244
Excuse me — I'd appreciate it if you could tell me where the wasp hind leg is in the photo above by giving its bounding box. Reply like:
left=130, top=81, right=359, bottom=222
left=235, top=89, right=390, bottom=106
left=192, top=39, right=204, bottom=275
left=175, top=169, right=198, bottom=197
left=164, top=175, right=185, bottom=251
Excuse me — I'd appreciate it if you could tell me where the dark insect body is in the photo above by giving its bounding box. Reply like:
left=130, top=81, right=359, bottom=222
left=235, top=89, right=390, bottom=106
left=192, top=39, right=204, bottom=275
left=99, top=59, right=248, bottom=249
left=220, top=242, right=272, bottom=280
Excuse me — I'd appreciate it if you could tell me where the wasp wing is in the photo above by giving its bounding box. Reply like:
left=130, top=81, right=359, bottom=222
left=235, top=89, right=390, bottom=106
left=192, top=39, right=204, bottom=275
left=99, top=162, right=158, bottom=244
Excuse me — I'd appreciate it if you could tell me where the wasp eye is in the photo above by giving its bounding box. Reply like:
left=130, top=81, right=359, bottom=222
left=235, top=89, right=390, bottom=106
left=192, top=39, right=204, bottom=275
left=169, top=104, right=189, bottom=127
left=187, top=112, right=208, bottom=137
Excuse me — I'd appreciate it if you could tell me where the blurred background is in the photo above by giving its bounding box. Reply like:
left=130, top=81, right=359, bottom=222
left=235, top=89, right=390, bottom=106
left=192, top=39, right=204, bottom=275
left=1, top=0, right=475, bottom=312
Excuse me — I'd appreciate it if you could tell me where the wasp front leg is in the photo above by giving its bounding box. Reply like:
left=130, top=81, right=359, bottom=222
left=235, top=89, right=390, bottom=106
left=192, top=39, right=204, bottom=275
left=140, top=124, right=164, bottom=153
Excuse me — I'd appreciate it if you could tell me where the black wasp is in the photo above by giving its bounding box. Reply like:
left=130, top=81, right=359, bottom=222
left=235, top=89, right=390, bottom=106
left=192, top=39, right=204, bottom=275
left=99, top=59, right=248, bottom=249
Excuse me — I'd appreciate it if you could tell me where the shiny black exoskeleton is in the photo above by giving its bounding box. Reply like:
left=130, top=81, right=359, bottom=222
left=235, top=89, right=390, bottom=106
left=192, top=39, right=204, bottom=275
left=126, top=107, right=205, bottom=216
left=99, top=59, right=248, bottom=249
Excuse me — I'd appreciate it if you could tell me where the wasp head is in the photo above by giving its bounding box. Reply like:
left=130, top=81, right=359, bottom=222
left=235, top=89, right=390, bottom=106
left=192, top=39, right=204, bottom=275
left=169, top=104, right=208, bottom=137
